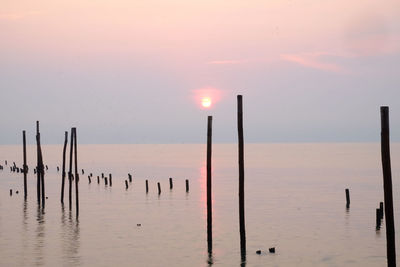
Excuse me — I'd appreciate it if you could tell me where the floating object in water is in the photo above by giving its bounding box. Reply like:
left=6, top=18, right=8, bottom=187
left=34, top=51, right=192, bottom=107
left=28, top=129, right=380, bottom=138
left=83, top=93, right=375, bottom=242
left=16, top=191, right=19, bottom=194
left=137, top=224, right=141, bottom=226
left=269, top=247, right=275, bottom=253
left=256, top=250, right=261, bottom=255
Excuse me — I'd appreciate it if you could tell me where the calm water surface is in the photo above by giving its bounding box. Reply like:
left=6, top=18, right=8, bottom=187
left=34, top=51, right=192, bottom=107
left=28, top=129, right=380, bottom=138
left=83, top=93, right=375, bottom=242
left=0, top=143, right=399, bottom=266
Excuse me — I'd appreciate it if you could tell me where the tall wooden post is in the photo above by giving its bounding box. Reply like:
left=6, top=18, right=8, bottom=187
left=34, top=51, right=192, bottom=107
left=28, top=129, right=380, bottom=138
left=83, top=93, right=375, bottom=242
left=237, top=95, right=246, bottom=263
left=61, top=131, right=68, bottom=204
left=380, top=106, right=396, bottom=267
left=23, top=130, right=27, bottom=199
left=207, top=116, right=213, bottom=252
left=73, top=128, right=79, bottom=216
left=68, top=129, right=74, bottom=210
left=36, top=121, right=41, bottom=205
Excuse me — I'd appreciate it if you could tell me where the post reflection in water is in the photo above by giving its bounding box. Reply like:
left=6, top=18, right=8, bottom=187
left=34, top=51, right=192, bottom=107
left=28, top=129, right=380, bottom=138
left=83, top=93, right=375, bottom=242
left=61, top=205, right=81, bottom=266
left=35, top=206, right=45, bottom=266
left=199, top=164, right=214, bottom=266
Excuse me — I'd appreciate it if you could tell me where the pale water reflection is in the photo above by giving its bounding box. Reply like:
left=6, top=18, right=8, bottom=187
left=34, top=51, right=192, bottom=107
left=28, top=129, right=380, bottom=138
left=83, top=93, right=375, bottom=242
left=0, top=143, right=399, bottom=266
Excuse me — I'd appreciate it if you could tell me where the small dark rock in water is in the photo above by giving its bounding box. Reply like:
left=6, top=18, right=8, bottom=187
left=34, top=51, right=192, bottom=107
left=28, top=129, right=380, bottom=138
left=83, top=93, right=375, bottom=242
left=16, top=191, right=19, bottom=194
left=269, top=247, right=275, bottom=253
left=256, top=250, right=262, bottom=254
left=137, top=224, right=141, bottom=226
left=46, top=197, right=48, bottom=199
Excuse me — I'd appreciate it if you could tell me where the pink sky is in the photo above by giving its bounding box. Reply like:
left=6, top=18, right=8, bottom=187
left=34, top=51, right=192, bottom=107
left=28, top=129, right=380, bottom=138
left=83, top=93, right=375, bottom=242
left=0, top=0, right=399, bottom=143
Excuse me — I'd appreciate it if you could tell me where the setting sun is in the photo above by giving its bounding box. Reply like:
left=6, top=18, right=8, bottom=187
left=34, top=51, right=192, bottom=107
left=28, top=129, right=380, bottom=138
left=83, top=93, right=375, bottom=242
left=201, top=97, right=212, bottom=108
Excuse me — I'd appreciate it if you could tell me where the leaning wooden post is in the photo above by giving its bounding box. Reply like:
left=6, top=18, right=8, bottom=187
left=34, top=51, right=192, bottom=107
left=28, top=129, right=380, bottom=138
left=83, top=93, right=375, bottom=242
left=61, top=131, right=68, bottom=204
left=23, top=130, right=27, bottom=199
left=207, top=116, right=213, bottom=252
left=68, top=129, right=74, bottom=210
left=125, top=180, right=129, bottom=189
left=73, top=128, right=79, bottom=216
left=36, top=130, right=45, bottom=207
left=157, top=182, right=161, bottom=195
left=237, top=95, right=246, bottom=261
left=380, top=106, right=396, bottom=267
left=146, top=180, right=149, bottom=193
left=36, top=121, right=41, bottom=205
left=345, top=188, right=350, bottom=208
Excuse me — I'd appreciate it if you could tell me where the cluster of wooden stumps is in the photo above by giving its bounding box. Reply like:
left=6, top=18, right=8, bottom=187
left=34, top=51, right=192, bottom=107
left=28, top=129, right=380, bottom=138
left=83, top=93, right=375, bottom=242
left=19, top=122, right=81, bottom=216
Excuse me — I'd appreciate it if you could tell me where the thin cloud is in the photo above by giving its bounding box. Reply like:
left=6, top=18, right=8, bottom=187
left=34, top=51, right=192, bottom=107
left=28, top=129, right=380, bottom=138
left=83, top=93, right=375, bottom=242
left=280, top=52, right=345, bottom=73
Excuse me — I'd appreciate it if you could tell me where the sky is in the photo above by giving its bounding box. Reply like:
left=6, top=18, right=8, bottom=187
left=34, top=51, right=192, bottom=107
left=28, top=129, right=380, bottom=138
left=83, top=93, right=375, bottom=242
left=1, top=0, right=400, bottom=144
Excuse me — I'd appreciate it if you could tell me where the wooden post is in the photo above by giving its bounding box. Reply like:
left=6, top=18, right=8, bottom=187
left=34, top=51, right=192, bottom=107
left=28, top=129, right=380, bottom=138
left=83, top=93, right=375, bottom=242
left=158, top=182, right=161, bottom=194
left=146, top=180, right=149, bottom=193
left=88, top=175, right=91, bottom=184
left=61, top=131, right=68, bottom=204
left=380, top=202, right=384, bottom=219
left=73, top=128, right=79, bottom=216
left=380, top=106, right=396, bottom=266
left=169, top=177, right=173, bottom=189
left=125, top=180, right=129, bottom=189
left=36, top=121, right=41, bottom=205
left=207, top=116, right=213, bottom=252
left=105, top=177, right=108, bottom=186
left=109, top=174, right=112, bottom=187
left=97, top=176, right=100, bottom=184
left=68, top=129, right=74, bottom=210
left=377, top=208, right=382, bottom=229
left=345, top=188, right=350, bottom=208
left=128, top=173, right=132, bottom=183
left=237, top=95, right=246, bottom=262
left=23, top=130, right=27, bottom=199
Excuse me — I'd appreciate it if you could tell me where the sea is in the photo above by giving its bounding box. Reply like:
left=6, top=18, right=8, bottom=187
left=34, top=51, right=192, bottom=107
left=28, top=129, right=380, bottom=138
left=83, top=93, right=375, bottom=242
left=0, top=143, right=399, bottom=266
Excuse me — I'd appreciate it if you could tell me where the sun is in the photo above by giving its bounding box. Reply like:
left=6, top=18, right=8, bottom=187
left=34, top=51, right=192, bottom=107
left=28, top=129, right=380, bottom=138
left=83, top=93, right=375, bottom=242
left=201, top=97, right=212, bottom=108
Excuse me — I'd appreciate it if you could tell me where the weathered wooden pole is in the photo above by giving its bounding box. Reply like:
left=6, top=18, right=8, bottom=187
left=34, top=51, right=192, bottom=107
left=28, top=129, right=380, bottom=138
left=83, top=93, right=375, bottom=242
left=125, top=180, right=129, bottom=189
left=61, top=131, right=68, bottom=204
left=68, top=129, right=74, bottom=210
left=345, top=188, right=350, bottom=208
left=158, top=182, right=161, bottom=194
left=97, top=176, right=100, bottom=184
left=380, top=106, right=396, bottom=267
left=105, top=177, right=108, bottom=185
left=186, top=179, right=189, bottom=192
left=88, top=175, right=91, bottom=184
left=73, top=128, right=79, bottom=216
left=146, top=180, right=149, bottom=193
left=109, top=174, right=112, bottom=187
left=169, top=177, right=173, bottom=189
left=36, top=121, right=41, bottom=205
left=23, top=130, right=27, bottom=199
left=237, top=95, right=246, bottom=262
left=207, top=115, right=213, bottom=252
left=380, top=202, right=384, bottom=219
left=37, top=131, right=45, bottom=207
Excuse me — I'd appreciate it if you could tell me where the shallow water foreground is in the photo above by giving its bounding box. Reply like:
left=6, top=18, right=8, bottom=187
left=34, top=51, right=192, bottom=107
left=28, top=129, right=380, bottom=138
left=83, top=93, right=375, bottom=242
left=0, top=143, right=399, bottom=266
